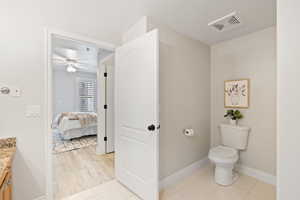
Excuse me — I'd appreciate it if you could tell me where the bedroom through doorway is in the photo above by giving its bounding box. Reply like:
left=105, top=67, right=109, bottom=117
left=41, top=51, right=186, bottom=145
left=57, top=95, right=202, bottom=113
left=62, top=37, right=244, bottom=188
left=50, top=34, right=115, bottom=200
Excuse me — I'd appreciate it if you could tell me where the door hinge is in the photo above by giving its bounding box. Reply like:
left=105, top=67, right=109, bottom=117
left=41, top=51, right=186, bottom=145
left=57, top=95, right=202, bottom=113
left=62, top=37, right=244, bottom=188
left=104, top=72, right=107, bottom=77
left=104, top=136, right=107, bottom=141
left=104, top=104, right=107, bottom=109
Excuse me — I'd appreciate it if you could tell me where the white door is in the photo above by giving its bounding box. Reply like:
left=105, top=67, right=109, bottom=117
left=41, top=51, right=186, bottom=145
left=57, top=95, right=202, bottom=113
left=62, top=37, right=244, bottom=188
left=115, top=29, right=159, bottom=200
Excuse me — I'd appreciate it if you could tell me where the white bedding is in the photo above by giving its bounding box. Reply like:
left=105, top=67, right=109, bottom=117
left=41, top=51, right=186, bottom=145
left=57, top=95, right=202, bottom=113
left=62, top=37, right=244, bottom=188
left=57, top=117, right=97, bottom=132
left=52, top=112, right=97, bottom=140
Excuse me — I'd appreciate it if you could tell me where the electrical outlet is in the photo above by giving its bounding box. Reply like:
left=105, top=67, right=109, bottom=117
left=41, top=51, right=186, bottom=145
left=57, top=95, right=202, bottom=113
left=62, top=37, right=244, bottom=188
left=10, top=87, right=21, bottom=97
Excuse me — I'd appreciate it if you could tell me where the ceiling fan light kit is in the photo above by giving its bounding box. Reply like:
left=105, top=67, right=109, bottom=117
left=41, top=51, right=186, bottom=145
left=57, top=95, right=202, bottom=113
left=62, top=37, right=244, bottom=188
left=66, top=65, right=77, bottom=73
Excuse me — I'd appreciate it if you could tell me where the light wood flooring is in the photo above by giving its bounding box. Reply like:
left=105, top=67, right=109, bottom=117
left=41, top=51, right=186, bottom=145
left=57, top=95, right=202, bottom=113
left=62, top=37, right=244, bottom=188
left=62, top=180, right=139, bottom=200
left=53, top=145, right=115, bottom=200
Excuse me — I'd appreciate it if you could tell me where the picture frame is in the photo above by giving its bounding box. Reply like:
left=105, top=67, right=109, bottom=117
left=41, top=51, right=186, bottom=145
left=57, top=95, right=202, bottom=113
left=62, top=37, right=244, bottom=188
left=224, top=79, right=249, bottom=108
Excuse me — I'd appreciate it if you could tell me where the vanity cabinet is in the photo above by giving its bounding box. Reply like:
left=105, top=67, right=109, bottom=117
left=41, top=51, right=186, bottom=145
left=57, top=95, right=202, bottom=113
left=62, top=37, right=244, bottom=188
left=0, top=170, right=12, bottom=200
left=0, top=137, right=16, bottom=200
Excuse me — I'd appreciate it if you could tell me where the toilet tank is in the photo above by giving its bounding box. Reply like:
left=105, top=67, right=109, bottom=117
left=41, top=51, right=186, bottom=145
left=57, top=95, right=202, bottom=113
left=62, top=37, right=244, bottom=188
left=220, top=124, right=250, bottom=150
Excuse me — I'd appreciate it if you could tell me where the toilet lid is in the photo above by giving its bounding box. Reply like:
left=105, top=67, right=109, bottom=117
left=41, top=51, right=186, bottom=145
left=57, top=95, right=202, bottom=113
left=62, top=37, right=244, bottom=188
left=209, top=146, right=238, bottom=163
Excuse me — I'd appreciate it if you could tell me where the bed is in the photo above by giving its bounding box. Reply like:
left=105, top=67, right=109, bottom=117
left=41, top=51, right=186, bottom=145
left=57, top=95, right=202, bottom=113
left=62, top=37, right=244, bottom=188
left=52, top=112, right=97, bottom=140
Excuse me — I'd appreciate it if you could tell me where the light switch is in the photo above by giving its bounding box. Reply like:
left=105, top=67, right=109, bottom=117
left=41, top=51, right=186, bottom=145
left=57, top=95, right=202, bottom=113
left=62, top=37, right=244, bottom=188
left=10, top=87, right=21, bottom=97
left=26, top=105, right=41, bottom=118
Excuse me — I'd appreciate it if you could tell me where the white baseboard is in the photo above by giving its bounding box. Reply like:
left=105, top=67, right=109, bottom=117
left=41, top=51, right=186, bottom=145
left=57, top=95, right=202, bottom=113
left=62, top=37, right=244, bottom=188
left=159, top=157, right=209, bottom=190
left=159, top=158, right=276, bottom=190
left=32, top=196, right=46, bottom=200
left=236, top=165, right=276, bottom=185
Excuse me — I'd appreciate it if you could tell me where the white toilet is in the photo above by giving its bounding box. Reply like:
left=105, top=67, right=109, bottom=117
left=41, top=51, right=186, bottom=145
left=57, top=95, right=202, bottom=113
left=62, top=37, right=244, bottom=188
left=209, top=124, right=250, bottom=186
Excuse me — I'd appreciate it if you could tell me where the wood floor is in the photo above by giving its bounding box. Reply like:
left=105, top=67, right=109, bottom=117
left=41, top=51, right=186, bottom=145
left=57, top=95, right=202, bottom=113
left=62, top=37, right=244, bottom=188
left=62, top=180, right=140, bottom=200
left=53, top=145, right=115, bottom=200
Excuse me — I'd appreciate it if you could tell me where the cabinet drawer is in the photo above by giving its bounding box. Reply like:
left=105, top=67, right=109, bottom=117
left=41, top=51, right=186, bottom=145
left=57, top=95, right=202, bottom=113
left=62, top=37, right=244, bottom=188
left=0, top=171, right=12, bottom=200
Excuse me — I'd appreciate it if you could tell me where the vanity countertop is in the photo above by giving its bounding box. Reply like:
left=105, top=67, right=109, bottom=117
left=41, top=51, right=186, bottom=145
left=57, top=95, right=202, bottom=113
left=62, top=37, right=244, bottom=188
left=0, top=137, right=16, bottom=184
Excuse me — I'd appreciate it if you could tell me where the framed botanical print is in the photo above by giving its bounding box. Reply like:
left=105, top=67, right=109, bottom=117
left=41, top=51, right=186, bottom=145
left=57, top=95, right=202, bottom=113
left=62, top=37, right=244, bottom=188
left=224, top=79, right=249, bottom=108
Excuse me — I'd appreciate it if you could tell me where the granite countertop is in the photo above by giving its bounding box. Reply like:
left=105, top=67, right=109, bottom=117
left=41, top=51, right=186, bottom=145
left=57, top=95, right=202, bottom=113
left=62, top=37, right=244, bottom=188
left=0, top=137, right=16, bottom=181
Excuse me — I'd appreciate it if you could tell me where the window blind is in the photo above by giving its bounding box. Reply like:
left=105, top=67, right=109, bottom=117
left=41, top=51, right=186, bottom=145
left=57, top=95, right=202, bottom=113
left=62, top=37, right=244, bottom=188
left=78, top=79, right=97, bottom=112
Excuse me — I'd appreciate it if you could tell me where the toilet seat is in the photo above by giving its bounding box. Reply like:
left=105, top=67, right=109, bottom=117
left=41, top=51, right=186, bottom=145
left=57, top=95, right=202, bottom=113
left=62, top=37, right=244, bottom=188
left=209, top=146, right=238, bottom=164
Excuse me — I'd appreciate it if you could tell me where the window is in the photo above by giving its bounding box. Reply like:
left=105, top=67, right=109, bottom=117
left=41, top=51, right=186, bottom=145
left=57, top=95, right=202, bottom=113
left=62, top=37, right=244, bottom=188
left=77, top=78, right=97, bottom=112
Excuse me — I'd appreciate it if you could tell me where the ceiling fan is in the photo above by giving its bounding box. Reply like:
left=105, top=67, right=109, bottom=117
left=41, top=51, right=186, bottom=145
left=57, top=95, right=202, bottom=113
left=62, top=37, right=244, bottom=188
left=52, top=49, right=92, bottom=73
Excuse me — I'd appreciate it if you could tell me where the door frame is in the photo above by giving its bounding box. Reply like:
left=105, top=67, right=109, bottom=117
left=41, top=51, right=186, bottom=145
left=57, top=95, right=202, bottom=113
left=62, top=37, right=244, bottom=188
left=44, top=28, right=116, bottom=200
left=98, top=54, right=115, bottom=154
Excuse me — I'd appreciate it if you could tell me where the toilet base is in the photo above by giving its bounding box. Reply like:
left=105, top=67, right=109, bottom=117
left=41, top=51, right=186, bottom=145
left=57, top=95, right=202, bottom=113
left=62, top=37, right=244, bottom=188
left=214, top=164, right=239, bottom=186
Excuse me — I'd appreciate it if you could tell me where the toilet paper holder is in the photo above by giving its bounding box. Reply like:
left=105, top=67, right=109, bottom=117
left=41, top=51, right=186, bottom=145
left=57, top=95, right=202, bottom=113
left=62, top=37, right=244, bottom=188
left=183, top=129, right=194, bottom=136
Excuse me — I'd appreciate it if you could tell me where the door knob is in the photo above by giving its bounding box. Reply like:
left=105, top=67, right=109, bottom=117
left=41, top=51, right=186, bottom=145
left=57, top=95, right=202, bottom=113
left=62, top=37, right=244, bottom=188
left=147, top=124, right=155, bottom=131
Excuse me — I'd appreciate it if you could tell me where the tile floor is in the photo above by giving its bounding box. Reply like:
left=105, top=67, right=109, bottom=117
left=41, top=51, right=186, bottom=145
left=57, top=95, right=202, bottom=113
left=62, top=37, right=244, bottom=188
left=160, top=165, right=276, bottom=200
left=63, top=165, right=276, bottom=200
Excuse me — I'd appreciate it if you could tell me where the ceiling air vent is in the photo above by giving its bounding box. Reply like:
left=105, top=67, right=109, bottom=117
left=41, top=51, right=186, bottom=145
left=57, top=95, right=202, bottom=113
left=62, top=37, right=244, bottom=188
left=208, top=12, right=241, bottom=32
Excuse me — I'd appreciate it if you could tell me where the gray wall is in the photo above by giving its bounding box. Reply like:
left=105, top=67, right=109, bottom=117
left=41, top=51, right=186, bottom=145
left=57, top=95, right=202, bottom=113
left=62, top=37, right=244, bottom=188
left=53, top=70, right=97, bottom=117
left=149, top=23, right=211, bottom=179
left=211, top=27, right=276, bottom=175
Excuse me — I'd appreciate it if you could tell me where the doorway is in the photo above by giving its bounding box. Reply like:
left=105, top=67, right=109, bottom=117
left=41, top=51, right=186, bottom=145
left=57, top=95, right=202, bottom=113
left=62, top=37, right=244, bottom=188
left=45, top=28, right=160, bottom=200
left=45, top=30, right=115, bottom=200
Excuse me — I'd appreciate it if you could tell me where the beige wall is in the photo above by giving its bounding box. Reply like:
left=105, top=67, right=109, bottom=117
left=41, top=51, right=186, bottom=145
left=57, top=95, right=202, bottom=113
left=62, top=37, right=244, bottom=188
left=153, top=24, right=211, bottom=179
left=123, top=18, right=211, bottom=179
left=211, top=27, right=276, bottom=175
left=277, top=0, right=300, bottom=199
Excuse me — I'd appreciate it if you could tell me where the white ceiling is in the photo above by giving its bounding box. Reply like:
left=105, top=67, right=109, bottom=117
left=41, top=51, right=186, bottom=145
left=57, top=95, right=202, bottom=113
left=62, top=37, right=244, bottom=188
left=43, top=0, right=276, bottom=45
left=50, top=0, right=277, bottom=71
left=143, top=0, right=276, bottom=44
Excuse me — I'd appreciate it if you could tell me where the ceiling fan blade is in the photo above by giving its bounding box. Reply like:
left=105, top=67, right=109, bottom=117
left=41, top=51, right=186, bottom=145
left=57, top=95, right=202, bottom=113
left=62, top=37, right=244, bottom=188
left=76, top=61, right=94, bottom=66
left=52, top=54, right=66, bottom=61
left=53, top=57, right=65, bottom=62
left=75, top=64, right=89, bottom=69
left=54, top=63, right=67, bottom=67
left=52, top=59, right=67, bottom=65
left=53, top=48, right=69, bottom=59
left=55, top=47, right=78, bottom=60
